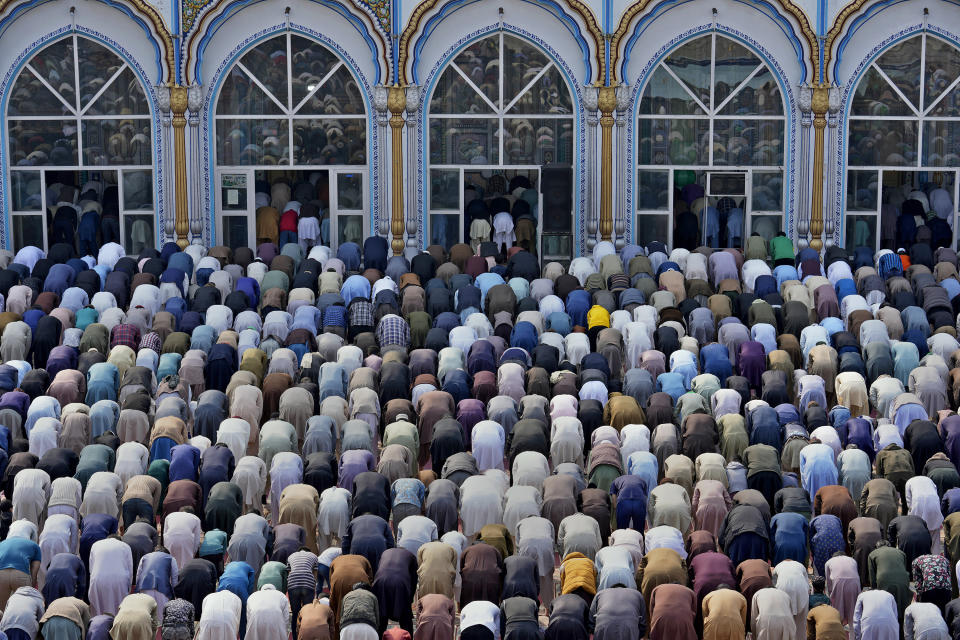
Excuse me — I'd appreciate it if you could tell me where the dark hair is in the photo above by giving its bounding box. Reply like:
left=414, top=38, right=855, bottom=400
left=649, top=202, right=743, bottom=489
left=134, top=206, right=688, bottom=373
left=811, top=576, right=825, bottom=592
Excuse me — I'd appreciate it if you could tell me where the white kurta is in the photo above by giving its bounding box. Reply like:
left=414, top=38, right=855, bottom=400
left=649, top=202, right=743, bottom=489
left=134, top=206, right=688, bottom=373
left=88, top=537, right=133, bottom=616
left=245, top=585, right=291, bottom=640
left=196, top=591, right=242, bottom=640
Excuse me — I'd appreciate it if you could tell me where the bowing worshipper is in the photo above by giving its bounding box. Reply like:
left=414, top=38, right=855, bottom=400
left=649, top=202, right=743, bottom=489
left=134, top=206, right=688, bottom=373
left=0, top=586, right=45, bottom=640
left=648, top=583, right=697, bottom=640
left=416, top=541, right=457, bottom=601
left=738, top=558, right=773, bottom=627
left=173, top=559, right=218, bottom=621
left=372, top=548, right=417, bottom=634
left=460, top=599, right=500, bottom=640
left=110, top=593, right=159, bottom=640
left=38, top=595, right=90, bottom=640
left=589, top=586, right=647, bottom=640
left=889, top=514, right=934, bottom=568
left=770, top=511, right=809, bottom=565
left=647, top=479, right=692, bottom=534
left=558, top=512, right=603, bottom=560
left=701, top=585, right=747, bottom=640
left=806, top=604, right=845, bottom=640
left=245, top=583, right=292, bottom=640
left=0, top=533, right=42, bottom=608
left=798, top=441, right=838, bottom=506
left=907, top=474, right=946, bottom=553
left=875, top=442, right=915, bottom=513
left=135, top=547, right=178, bottom=617
left=159, top=598, right=195, bottom=640
left=163, top=508, right=203, bottom=571
left=338, top=583, right=380, bottom=640
left=88, top=535, right=133, bottom=616
left=773, top=559, right=809, bottom=640
left=913, top=553, right=953, bottom=610
left=809, top=515, right=845, bottom=577
left=859, top=478, right=900, bottom=530
left=719, top=503, right=770, bottom=566
left=544, top=594, right=589, bottom=640
left=637, top=547, right=687, bottom=611
left=516, top=516, right=556, bottom=606
left=868, top=540, right=912, bottom=620
left=194, top=590, right=242, bottom=640
left=460, top=542, right=505, bottom=606
left=342, top=513, right=394, bottom=573
left=42, top=553, right=86, bottom=605
left=752, top=588, right=796, bottom=640
left=824, top=552, right=860, bottom=624
left=500, top=596, right=541, bottom=640
left=904, top=602, right=951, bottom=640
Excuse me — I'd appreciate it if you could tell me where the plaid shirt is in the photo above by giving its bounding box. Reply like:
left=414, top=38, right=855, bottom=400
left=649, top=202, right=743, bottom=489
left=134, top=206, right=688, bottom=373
left=110, top=323, right=141, bottom=350
left=376, top=314, right=410, bottom=348
left=322, top=305, right=348, bottom=328
left=349, top=300, right=374, bottom=327
left=139, top=331, right=162, bottom=354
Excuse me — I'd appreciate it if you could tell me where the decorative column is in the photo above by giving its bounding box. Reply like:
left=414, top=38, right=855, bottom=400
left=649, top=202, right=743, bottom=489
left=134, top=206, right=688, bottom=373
left=808, top=83, right=830, bottom=252
left=387, top=85, right=406, bottom=255
left=598, top=84, right=617, bottom=242
left=405, top=85, right=421, bottom=250
left=582, top=86, right=599, bottom=252
left=155, top=85, right=174, bottom=243
left=187, top=84, right=204, bottom=245
left=170, top=85, right=190, bottom=248
left=823, top=86, right=841, bottom=249
left=614, top=84, right=630, bottom=249
left=373, top=86, right=390, bottom=236
left=796, top=85, right=812, bottom=250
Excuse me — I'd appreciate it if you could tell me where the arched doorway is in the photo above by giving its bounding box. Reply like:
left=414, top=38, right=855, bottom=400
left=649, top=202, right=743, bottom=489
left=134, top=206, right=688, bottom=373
left=635, top=32, right=786, bottom=250
left=426, top=31, right=575, bottom=257
left=843, top=32, right=960, bottom=252
left=212, top=32, right=368, bottom=249
left=7, top=34, right=154, bottom=252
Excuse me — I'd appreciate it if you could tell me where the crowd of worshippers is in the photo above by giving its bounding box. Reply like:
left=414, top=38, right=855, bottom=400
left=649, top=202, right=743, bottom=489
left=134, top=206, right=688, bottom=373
left=5, top=232, right=960, bottom=640
left=463, top=175, right=540, bottom=256
left=254, top=177, right=365, bottom=250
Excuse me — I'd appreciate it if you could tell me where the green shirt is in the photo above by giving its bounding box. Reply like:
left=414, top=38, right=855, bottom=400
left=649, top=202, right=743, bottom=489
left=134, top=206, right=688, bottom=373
left=257, top=561, right=289, bottom=592
left=770, top=235, right=794, bottom=261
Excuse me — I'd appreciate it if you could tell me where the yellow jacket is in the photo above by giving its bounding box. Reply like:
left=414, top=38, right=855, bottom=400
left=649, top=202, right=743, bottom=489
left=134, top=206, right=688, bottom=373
left=559, top=552, right=597, bottom=595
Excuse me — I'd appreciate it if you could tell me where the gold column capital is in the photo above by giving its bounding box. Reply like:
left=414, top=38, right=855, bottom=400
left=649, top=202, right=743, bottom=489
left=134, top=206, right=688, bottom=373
left=388, top=84, right=406, bottom=255
left=598, top=83, right=618, bottom=242
left=809, top=82, right=832, bottom=252
left=169, top=84, right=190, bottom=249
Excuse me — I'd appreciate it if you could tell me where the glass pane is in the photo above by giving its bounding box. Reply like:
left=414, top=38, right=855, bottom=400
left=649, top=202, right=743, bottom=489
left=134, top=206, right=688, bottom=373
left=845, top=214, right=876, bottom=251
left=124, top=213, right=154, bottom=254
left=542, top=234, right=571, bottom=258
left=502, top=118, right=573, bottom=165
left=429, top=118, right=499, bottom=164
left=298, top=65, right=365, bottom=116
left=847, top=120, right=918, bottom=166
left=664, top=36, right=712, bottom=109
left=639, top=66, right=705, bottom=116
left=430, top=169, right=460, bottom=210
left=846, top=170, right=878, bottom=211
left=928, top=81, right=960, bottom=116
left=123, top=170, right=153, bottom=209
left=217, top=119, right=287, bottom=165
left=637, top=170, right=669, bottom=210
left=429, top=66, right=494, bottom=115
left=216, top=69, right=284, bottom=115
left=717, top=67, right=783, bottom=116
left=507, top=64, right=572, bottom=114
left=454, top=35, right=500, bottom=110
left=503, top=35, right=551, bottom=109
left=924, top=36, right=960, bottom=112
left=11, top=171, right=42, bottom=211
left=712, top=119, right=783, bottom=166
left=713, top=36, right=760, bottom=104
left=752, top=171, right=782, bottom=210
left=240, top=35, right=289, bottom=109
left=636, top=214, right=668, bottom=248
left=923, top=121, right=960, bottom=166
left=82, top=119, right=151, bottom=165
left=77, top=37, right=124, bottom=110
left=9, top=70, right=71, bottom=116
left=290, top=35, right=340, bottom=108
left=338, top=214, right=364, bottom=245
left=851, top=66, right=912, bottom=116
left=638, top=118, right=709, bottom=165
left=751, top=214, right=781, bottom=242
left=220, top=174, right=247, bottom=211
left=875, top=36, right=921, bottom=111
left=86, top=67, right=149, bottom=116
left=13, top=214, right=44, bottom=251
left=430, top=213, right=460, bottom=247
left=336, top=173, right=363, bottom=210
left=222, top=215, right=249, bottom=249
left=8, top=120, right=78, bottom=165
left=30, top=38, right=76, bottom=110
left=293, top=118, right=365, bottom=165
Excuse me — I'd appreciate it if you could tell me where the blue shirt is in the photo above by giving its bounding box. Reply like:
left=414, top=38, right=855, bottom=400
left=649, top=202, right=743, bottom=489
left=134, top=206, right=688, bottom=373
left=391, top=478, right=425, bottom=508
left=0, top=538, right=41, bottom=574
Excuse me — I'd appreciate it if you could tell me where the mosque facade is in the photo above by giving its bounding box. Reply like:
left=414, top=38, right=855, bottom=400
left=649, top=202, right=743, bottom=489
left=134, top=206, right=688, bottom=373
left=0, top=0, right=956, bottom=259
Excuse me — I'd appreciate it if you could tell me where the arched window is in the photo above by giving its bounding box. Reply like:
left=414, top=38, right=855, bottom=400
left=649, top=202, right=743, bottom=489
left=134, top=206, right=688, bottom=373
left=635, top=33, right=785, bottom=249
left=427, top=32, right=574, bottom=257
left=7, top=34, right=153, bottom=252
left=214, top=32, right=369, bottom=249
left=845, top=32, right=959, bottom=252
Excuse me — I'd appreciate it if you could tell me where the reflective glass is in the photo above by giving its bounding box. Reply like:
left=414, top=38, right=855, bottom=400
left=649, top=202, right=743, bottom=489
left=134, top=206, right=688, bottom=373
left=10, top=171, right=42, bottom=211
left=337, top=173, right=363, bottom=210
left=430, top=169, right=460, bottom=210
left=124, top=213, right=154, bottom=254
left=922, top=120, right=960, bottom=166
left=507, top=64, right=572, bottom=114
left=29, top=38, right=76, bottom=110
left=637, top=118, right=709, bottom=165
left=290, top=34, right=340, bottom=108
left=13, top=214, right=44, bottom=251
left=220, top=174, right=248, bottom=211
left=846, top=170, right=878, bottom=211
left=123, top=170, right=153, bottom=209
left=502, top=118, right=573, bottom=165
left=752, top=171, right=783, bottom=210
left=717, top=67, right=783, bottom=116
left=429, top=118, right=499, bottom=165
left=851, top=66, right=912, bottom=116
left=713, top=36, right=760, bottom=104
left=217, top=69, right=284, bottom=115
left=454, top=35, right=500, bottom=109
left=430, top=214, right=460, bottom=247
left=86, top=67, right=149, bottom=116
left=503, top=35, right=550, bottom=109
left=239, top=35, right=290, bottom=109
left=8, top=120, right=78, bottom=165
left=875, top=36, right=921, bottom=111
left=8, top=70, right=71, bottom=116
left=293, top=118, right=365, bottom=165
left=217, top=118, right=287, bottom=165
left=663, top=36, right=712, bottom=108
left=846, top=120, right=918, bottom=166
left=222, top=215, right=249, bottom=249
left=636, top=213, right=669, bottom=248
left=845, top=213, right=877, bottom=251
left=430, top=66, right=494, bottom=115
left=636, top=170, right=669, bottom=210
left=338, top=213, right=364, bottom=245
left=299, top=65, right=365, bottom=116
left=82, top=119, right=151, bottom=165
left=750, top=214, right=781, bottom=242
left=924, top=35, right=960, bottom=111
left=77, top=37, right=125, bottom=110
left=712, top=119, right=783, bottom=166
left=639, top=66, right=704, bottom=116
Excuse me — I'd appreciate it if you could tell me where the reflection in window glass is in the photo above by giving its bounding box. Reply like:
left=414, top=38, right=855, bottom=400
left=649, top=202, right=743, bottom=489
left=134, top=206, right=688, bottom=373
left=430, top=214, right=460, bottom=247
left=124, top=171, right=153, bottom=210
left=11, top=172, right=41, bottom=211
left=338, top=214, right=364, bottom=245
left=430, top=169, right=460, bottom=210
left=752, top=172, right=782, bottom=211
left=13, top=215, right=44, bottom=251
left=222, top=216, right=249, bottom=249
left=636, top=214, right=669, bottom=249
left=846, top=170, right=878, bottom=211
left=751, top=214, right=781, bottom=242
left=337, top=173, right=363, bottom=210
left=637, top=170, right=669, bottom=210
left=124, top=214, right=154, bottom=254
left=846, top=214, right=876, bottom=252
